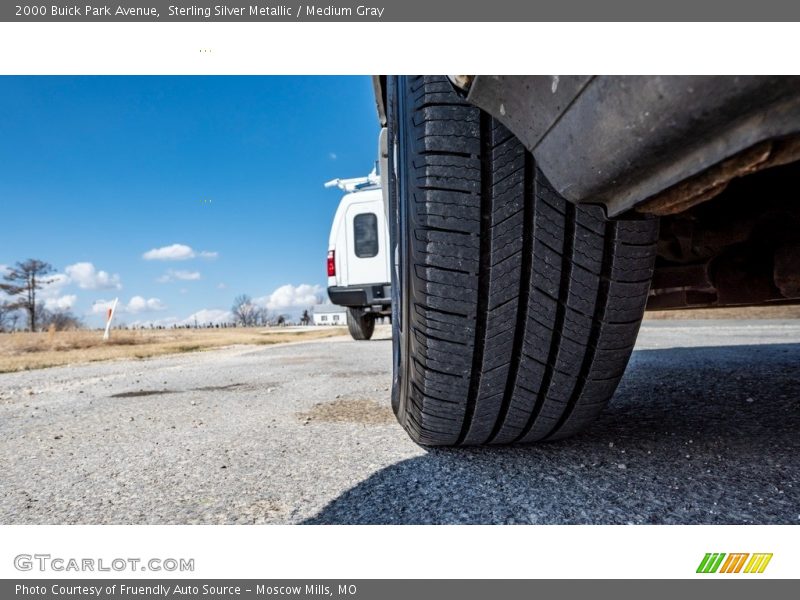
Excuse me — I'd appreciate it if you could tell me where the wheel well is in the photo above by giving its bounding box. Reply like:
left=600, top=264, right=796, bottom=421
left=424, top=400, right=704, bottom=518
left=647, top=158, right=800, bottom=309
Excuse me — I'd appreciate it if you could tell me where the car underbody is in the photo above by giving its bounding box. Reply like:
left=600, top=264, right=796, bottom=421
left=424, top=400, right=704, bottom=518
left=376, top=75, right=800, bottom=446
left=375, top=75, right=800, bottom=312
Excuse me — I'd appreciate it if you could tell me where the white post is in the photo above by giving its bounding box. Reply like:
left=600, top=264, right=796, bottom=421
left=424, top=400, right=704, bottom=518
left=103, top=297, right=119, bottom=341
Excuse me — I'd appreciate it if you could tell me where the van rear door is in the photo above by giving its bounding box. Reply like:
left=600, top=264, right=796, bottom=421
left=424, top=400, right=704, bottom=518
left=345, top=195, right=389, bottom=285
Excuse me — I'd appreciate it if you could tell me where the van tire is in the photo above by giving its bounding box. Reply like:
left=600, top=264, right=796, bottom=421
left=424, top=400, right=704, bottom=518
left=388, top=76, right=659, bottom=446
left=347, top=307, right=375, bottom=341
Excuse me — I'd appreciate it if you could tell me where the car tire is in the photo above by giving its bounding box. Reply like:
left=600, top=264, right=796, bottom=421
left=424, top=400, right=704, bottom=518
left=347, top=307, right=375, bottom=341
left=388, top=75, right=659, bottom=446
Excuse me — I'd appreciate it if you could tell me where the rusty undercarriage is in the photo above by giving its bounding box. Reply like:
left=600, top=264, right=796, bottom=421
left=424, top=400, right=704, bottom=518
left=643, top=146, right=800, bottom=310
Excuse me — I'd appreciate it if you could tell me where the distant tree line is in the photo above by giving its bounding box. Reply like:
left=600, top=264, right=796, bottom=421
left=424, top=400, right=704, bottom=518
left=0, top=259, right=82, bottom=332
left=230, top=294, right=308, bottom=327
left=104, top=297, right=315, bottom=330
left=0, top=258, right=318, bottom=333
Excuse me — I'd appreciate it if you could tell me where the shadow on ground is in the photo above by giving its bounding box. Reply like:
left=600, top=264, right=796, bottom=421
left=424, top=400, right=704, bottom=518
left=304, top=343, right=800, bottom=525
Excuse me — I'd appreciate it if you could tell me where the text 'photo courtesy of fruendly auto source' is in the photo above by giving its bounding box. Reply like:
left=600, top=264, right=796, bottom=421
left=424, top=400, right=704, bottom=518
left=1, top=75, right=799, bottom=526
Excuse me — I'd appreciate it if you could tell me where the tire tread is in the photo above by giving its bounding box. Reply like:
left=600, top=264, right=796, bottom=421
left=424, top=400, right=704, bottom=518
left=396, top=76, right=658, bottom=446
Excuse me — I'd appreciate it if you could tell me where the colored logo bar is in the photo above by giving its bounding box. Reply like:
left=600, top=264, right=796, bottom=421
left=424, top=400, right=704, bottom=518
left=697, top=553, right=773, bottom=574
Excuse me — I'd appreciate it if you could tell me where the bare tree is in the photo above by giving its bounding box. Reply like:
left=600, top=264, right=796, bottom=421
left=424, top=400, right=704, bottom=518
left=300, top=309, right=311, bottom=326
left=0, top=301, right=14, bottom=332
left=39, top=307, right=83, bottom=331
left=254, top=306, right=269, bottom=327
left=232, top=294, right=260, bottom=327
left=0, top=259, right=55, bottom=332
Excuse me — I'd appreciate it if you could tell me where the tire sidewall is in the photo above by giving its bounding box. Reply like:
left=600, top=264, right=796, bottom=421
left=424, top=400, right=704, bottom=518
left=388, top=76, right=411, bottom=422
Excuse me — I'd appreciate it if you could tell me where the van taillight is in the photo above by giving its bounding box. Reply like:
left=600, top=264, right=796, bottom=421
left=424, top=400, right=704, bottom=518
left=327, top=250, right=336, bottom=277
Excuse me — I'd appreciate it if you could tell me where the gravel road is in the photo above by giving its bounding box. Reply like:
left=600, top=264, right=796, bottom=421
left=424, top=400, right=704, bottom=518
left=1, top=320, right=798, bottom=524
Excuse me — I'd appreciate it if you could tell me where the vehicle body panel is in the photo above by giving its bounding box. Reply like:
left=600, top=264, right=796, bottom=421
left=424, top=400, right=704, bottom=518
left=465, top=75, right=800, bottom=216
left=327, top=186, right=391, bottom=308
left=374, top=75, right=800, bottom=216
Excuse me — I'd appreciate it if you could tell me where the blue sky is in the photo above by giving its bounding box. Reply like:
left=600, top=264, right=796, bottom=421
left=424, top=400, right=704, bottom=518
left=0, top=76, right=379, bottom=326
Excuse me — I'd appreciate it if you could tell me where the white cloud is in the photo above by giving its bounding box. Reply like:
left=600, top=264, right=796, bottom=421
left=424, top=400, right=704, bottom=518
left=217, top=283, right=227, bottom=290
left=37, top=272, right=71, bottom=299
left=328, top=152, right=337, bottom=160
left=172, top=270, right=200, bottom=281
left=91, top=299, right=117, bottom=315
left=179, top=309, right=233, bottom=326
left=127, top=296, right=166, bottom=313
left=256, top=283, right=324, bottom=312
left=142, top=244, right=195, bottom=261
left=157, top=269, right=201, bottom=283
left=92, top=296, right=165, bottom=315
left=65, top=262, right=122, bottom=290
left=143, top=244, right=218, bottom=261
left=128, top=316, right=179, bottom=328
left=129, top=308, right=233, bottom=329
left=44, top=294, right=77, bottom=311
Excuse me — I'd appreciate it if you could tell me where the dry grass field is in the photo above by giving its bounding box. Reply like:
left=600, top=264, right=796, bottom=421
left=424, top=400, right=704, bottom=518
left=0, top=327, right=347, bottom=373
left=1, top=305, right=797, bottom=374
left=644, top=304, right=800, bottom=320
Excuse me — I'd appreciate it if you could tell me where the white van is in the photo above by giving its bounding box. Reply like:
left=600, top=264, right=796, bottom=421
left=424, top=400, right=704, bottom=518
left=325, top=168, right=391, bottom=340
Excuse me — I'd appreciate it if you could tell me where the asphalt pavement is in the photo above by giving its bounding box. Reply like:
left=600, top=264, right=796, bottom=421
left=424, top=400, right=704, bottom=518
left=0, top=320, right=798, bottom=524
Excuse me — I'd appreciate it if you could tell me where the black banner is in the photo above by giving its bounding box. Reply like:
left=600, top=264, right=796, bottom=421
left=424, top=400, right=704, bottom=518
left=3, top=580, right=798, bottom=600
left=3, top=1, right=800, bottom=22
